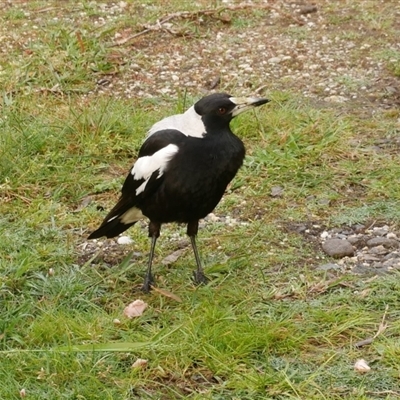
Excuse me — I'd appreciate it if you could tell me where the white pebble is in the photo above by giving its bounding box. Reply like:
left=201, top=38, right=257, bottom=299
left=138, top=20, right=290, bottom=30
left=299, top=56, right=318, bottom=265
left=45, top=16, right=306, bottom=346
left=268, top=57, right=282, bottom=64
left=117, top=236, right=133, bottom=245
left=320, top=231, right=330, bottom=239
left=207, top=213, right=220, bottom=222
left=132, top=358, right=148, bottom=368
left=324, top=95, right=348, bottom=103
left=354, top=359, right=371, bottom=373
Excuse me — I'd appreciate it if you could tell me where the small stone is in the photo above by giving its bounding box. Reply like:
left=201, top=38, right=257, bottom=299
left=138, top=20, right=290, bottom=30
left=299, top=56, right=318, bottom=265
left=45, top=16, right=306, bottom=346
left=347, top=236, right=365, bottom=246
left=299, top=5, right=318, bottom=14
left=117, top=236, right=133, bottom=245
left=369, top=245, right=389, bottom=255
left=132, top=358, right=148, bottom=369
left=383, top=252, right=400, bottom=260
left=320, top=231, right=330, bottom=239
left=360, top=254, right=380, bottom=261
left=123, top=300, right=148, bottom=319
left=295, top=224, right=307, bottom=233
left=206, top=213, right=220, bottom=222
left=268, top=57, right=282, bottom=64
left=367, top=237, right=398, bottom=248
left=322, top=238, right=354, bottom=258
left=354, top=359, right=371, bottom=373
left=372, top=227, right=389, bottom=236
left=270, top=185, right=284, bottom=197
left=324, top=95, right=348, bottom=103
left=353, top=224, right=365, bottom=232
left=382, top=259, right=399, bottom=268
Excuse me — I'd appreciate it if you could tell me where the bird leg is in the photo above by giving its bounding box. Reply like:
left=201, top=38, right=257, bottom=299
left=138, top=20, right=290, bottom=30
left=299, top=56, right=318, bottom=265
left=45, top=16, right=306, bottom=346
left=142, top=221, right=161, bottom=293
left=187, top=220, right=209, bottom=285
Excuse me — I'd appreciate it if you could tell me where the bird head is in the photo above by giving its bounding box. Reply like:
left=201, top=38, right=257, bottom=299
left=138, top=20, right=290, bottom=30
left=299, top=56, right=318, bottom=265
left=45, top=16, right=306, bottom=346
left=194, top=93, right=269, bottom=124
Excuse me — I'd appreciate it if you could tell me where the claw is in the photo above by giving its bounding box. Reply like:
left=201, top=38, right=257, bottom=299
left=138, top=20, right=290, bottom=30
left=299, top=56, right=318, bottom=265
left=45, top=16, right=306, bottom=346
left=193, top=270, right=209, bottom=286
left=141, top=273, right=154, bottom=293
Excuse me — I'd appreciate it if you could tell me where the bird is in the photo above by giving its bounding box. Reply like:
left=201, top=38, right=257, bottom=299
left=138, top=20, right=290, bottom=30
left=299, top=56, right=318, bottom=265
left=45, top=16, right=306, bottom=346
left=88, top=92, right=270, bottom=292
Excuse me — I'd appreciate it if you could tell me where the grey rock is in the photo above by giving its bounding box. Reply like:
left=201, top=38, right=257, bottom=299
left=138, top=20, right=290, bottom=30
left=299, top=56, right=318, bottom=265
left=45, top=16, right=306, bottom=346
left=366, top=237, right=399, bottom=248
left=270, top=186, right=284, bottom=197
left=361, top=254, right=381, bottom=261
left=299, top=5, right=318, bottom=14
left=372, top=226, right=389, bottom=236
left=347, top=235, right=365, bottom=246
left=383, top=252, right=400, bottom=260
left=382, top=259, right=400, bottom=268
left=369, top=245, right=390, bottom=255
left=353, top=224, right=366, bottom=232
left=322, top=238, right=354, bottom=258
left=295, top=224, right=308, bottom=233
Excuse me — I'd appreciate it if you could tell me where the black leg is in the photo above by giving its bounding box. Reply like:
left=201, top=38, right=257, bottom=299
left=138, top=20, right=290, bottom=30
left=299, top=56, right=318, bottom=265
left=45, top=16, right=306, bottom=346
left=142, top=221, right=160, bottom=293
left=187, top=220, right=209, bottom=285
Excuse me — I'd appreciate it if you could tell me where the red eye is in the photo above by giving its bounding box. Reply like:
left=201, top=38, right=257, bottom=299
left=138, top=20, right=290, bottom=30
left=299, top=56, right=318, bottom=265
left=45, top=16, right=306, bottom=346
left=218, top=107, right=226, bottom=114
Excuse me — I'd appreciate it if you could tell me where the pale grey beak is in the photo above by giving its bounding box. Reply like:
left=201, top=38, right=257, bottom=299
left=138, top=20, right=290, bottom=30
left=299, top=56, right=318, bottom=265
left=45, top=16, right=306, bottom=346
left=230, top=97, right=270, bottom=117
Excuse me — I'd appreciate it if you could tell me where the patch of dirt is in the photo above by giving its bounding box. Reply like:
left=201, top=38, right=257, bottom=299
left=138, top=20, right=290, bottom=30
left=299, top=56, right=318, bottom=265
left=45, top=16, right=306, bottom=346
left=77, top=239, right=143, bottom=267
left=128, top=365, right=222, bottom=399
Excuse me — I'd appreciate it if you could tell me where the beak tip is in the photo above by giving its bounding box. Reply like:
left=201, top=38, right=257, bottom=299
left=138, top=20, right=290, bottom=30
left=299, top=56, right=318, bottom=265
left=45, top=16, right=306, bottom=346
left=253, top=98, right=270, bottom=107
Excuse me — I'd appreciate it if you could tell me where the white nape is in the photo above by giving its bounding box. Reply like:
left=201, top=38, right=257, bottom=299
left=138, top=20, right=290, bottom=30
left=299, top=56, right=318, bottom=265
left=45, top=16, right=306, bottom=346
left=147, top=106, right=206, bottom=138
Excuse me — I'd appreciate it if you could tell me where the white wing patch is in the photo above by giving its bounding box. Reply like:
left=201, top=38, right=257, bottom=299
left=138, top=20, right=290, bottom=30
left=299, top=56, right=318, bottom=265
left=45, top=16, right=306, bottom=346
left=120, top=207, right=143, bottom=224
left=147, top=106, right=206, bottom=138
left=131, top=144, right=179, bottom=195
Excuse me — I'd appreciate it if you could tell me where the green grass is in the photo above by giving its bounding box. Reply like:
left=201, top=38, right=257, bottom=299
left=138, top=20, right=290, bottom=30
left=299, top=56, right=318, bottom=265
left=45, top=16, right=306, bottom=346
left=1, top=1, right=400, bottom=399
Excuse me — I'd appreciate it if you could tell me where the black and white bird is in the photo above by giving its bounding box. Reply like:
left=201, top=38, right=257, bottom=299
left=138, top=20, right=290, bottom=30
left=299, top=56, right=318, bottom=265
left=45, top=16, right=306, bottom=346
left=88, top=93, right=269, bottom=292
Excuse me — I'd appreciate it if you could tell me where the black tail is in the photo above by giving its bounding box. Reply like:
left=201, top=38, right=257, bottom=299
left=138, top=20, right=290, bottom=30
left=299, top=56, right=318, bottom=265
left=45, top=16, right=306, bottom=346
left=88, top=218, right=137, bottom=239
left=88, top=196, right=140, bottom=239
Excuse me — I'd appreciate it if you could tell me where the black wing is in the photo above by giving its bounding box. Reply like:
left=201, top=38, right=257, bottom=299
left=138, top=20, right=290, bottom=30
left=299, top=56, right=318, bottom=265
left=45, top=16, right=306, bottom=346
left=88, top=130, right=186, bottom=238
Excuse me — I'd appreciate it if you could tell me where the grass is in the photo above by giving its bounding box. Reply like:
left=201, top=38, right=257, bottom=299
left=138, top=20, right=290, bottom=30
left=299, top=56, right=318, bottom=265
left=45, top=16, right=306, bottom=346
left=1, top=1, right=400, bottom=399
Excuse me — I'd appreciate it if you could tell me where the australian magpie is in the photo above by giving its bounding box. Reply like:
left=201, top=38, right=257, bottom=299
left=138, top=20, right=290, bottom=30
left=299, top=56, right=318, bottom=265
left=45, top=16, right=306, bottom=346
left=88, top=93, right=269, bottom=292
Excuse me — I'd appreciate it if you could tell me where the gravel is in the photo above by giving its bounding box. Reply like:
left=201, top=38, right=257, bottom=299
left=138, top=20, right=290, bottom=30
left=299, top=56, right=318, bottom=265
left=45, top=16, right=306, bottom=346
left=79, top=212, right=247, bottom=266
left=2, top=1, right=397, bottom=114
left=94, top=0, right=400, bottom=113
left=291, top=223, right=400, bottom=275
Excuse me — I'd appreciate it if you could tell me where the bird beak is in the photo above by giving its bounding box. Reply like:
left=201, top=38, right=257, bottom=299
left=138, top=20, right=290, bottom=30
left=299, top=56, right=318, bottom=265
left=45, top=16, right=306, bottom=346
left=229, top=97, right=270, bottom=117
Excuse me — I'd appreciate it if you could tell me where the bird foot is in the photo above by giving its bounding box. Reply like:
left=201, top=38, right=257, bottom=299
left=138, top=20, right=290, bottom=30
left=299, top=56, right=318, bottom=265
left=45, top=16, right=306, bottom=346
left=193, top=270, right=209, bottom=286
left=141, top=274, right=154, bottom=293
